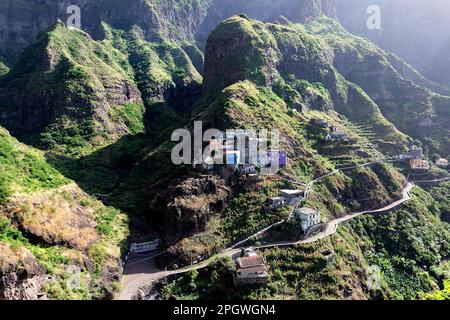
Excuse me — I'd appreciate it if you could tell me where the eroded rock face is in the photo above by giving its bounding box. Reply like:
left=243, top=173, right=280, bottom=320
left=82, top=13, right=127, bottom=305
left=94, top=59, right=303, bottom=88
left=151, top=176, right=230, bottom=244
left=0, top=243, right=47, bottom=300
left=0, top=0, right=104, bottom=58
left=0, top=0, right=337, bottom=60
left=196, top=0, right=336, bottom=45
left=0, top=22, right=142, bottom=140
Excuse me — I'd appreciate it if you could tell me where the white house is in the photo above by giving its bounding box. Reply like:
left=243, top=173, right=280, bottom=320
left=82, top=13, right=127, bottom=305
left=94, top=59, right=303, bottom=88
left=436, top=158, right=448, bottom=167
left=325, top=132, right=348, bottom=142
left=238, top=165, right=257, bottom=175
left=234, top=255, right=268, bottom=286
left=268, top=196, right=286, bottom=208
left=279, top=189, right=304, bottom=201
left=295, top=207, right=321, bottom=233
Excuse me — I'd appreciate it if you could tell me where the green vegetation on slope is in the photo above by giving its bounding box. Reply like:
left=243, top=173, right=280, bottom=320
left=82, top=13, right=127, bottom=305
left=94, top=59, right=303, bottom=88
left=0, top=127, right=67, bottom=204
left=305, top=16, right=450, bottom=155
left=0, top=21, right=144, bottom=156
left=162, top=184, right=450, bottom=300
left=0, top=127, right=128, bottom=299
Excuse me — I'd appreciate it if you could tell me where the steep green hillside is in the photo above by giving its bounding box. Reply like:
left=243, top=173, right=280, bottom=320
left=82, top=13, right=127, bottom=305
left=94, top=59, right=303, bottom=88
left=1, top=5, right=449, bottom=302
left=155, top=78, right=408, bottom=266
left=162, top=184, right=450, bottom=300
left=105, top=25, right=203, bottom=138
left=204, top=15, right=407, bottom=153
left=305, top=17, right=450, bottom=155
left=0, top=21, right=144, bottom=156
left=149, top=15, right=450, bottom=299
left=0, top=127, right=67, bottom=204
left=0, top=126, right=128, bottom=299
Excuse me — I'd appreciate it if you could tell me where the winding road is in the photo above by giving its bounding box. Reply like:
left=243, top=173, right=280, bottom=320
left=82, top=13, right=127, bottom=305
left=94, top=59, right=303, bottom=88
left=117, top=158, right=448, bottom=300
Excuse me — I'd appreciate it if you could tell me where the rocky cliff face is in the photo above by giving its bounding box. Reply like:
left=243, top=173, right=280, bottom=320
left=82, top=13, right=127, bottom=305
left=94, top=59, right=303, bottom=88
left=196, top=0, right=336, bottom=46
left=0, top=21, right=143, bottom=151
left=0, top=0, right=104, bottom=59
left=203, top=15, right=407, bottom=153
left=0, top=243, right=47, bottom=300
left=0, top=126, right=128, bottom=300
left=0, top=0, right=337, bottom=60
left=307, top=17, right=450, bottom=154
left=151, top=176, right=230, bottom=244
left=150, top=175, right=230, bottom=267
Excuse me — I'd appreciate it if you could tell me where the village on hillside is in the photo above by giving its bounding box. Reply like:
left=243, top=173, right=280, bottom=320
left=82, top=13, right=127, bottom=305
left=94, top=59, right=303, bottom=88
left=128, top=117, right=449, bottom=289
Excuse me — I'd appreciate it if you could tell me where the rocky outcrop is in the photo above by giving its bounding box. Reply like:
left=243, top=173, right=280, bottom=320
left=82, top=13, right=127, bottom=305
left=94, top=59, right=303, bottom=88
left=202, top=16, right=407, bottom=153
left=196, top=0, right=336, bottom=46
left=0, top=0, right=337, bottom=60
left=203, top=15, right=281, bottom=94
left=0, top=0, right=105, bottom=58
left=151, top=176, right=230, bottom=244
left=0, top=243, right=47, bottom=300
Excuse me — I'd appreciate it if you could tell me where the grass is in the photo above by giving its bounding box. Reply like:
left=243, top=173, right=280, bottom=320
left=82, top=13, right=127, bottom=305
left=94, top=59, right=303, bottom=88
left=0, top=127, right=68, bottom=204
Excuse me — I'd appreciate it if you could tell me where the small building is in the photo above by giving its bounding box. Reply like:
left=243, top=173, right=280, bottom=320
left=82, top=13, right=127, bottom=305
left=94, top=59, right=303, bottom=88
left=410, top=159, right=430, bottom=170
left=234, top=255, right=268, bottom=286
left=130, top=239, right=161, bottom=254
left=280, top=189, right=304, bottom=201
left=400, top=146, right=424, bottom=160
left=325, top=132, right=348, bottom=142
left=330, top=126, right=341, bottom=133
left=294, top=207, right=321, bottom=233
left=243, top=248, right=258, bottom=257
left=268, top=196, right=286, bottom=208
left=436, top=158, right=448, bottom=167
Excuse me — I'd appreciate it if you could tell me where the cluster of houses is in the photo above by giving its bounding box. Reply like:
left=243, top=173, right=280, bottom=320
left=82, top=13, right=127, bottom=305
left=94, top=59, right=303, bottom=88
left=201, top=130, right=287, bottom=175
left=310, top=118, right=350, bottom=143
